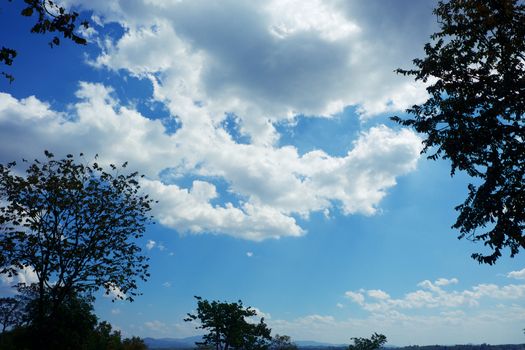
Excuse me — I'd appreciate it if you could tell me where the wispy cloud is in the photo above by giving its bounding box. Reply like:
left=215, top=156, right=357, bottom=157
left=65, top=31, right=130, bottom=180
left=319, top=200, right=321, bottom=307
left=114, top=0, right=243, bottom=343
left=507, top=267, right=525, bottom=280
left=146, top=240, right=156, bottom=250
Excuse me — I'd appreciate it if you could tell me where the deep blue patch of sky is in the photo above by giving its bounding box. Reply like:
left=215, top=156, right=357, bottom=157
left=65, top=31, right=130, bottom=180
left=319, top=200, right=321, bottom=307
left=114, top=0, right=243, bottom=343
left=276, top=106, right=363, bottom=157
left=221, top=113, right=251, bottom=144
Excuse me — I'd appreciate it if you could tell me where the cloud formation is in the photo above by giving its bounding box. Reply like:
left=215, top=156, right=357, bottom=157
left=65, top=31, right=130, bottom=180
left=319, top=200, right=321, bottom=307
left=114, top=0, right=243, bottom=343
left=507, top=267, right=525, bottom=280
left=344, top=278, right=525, bottom=312
left=268, top=276, right=525, bottom=345
left=2, top=0, right=436, bottom=241
left=0, top=84, right=421, bottom=240
left=77, top=0, right=433, bottom=134
left=270, top=304, right=525, bottom=346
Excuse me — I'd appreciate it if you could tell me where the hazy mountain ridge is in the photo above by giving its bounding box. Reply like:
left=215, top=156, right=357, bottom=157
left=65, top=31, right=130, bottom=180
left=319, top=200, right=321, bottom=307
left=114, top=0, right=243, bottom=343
left=144, top=336, right=525, bottom=350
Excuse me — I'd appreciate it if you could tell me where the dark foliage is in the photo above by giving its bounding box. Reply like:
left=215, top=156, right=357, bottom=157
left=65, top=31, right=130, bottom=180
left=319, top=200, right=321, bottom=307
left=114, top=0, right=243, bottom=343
left=185, top=296, right=272, bottom=350
left=1, top=0, right=88, bottom=82
left=0, top=292, right=147, bottom=350
left=393, top=0, right=525, bottom=264
left=0, top=297, right=24, bottom=333
left=270, top=334, right=298, bottom=350
left=0, top=151, right=154, bottom=342
left=348, top=333, right=387, bottom=350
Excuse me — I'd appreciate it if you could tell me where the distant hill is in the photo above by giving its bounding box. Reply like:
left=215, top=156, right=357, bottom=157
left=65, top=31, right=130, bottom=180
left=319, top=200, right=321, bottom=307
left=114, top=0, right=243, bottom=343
left=144, top=335, right=203, bottom=349
left=144, top=337, right=525, bottom=350
left=295, top=340, right=346, bottom=347
left=144, top=336, right=346, bottom=349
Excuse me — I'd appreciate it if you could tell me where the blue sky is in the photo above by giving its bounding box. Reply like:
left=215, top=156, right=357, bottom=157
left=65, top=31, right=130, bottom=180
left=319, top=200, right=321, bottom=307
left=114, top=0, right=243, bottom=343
left=0, top=0, right=524, bottom=346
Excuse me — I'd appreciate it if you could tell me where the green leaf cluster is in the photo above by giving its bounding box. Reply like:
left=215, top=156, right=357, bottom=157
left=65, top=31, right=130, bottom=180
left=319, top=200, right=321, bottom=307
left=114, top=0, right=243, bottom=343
left=185, top=296, right=272, bottom=350
left=0, top=151, right=154, bottom=345
left=0, top=291, right=147, bottom=350
left=393, top=0, right=525, bottom=264
left=1, top=0, right=89, bottom=82
left=348, top=333, right=387, bottom=350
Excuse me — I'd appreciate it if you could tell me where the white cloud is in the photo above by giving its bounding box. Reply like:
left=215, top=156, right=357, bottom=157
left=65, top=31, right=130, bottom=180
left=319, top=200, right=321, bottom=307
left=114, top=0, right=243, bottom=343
left=104, top=284, right=127, bottom=300
left=507, top=267, right=525, bottom=280
left=435, top=278, right=459, bottom=286
left=66, top=0, right=435, bottom=142
left=0, top=0, right=429, bottom=242
left=268, top=305, right=525, bottom=346
left=344, top=291, right=364, bottom=305
left=162, top=282, right=171, bottom=288
left=251, top=307, right=271, bottom=320
left=367, top=289, right=390, bottom=300
left=0, top=84, right=423, bottom=241
left=268, top=276, right=525, bottom=345
left=147, top=239, right=167, bottom=252
left=345, top=278, right=525, bottom=313
left=265, top=0, right=361, bottom=41
left=246, top=252, right=254, bottom=257
left=146, top=240, right=156, bottom=250
left=472, top=283, right=525, bottom=300
left=0, top=266, right=39, bottom=287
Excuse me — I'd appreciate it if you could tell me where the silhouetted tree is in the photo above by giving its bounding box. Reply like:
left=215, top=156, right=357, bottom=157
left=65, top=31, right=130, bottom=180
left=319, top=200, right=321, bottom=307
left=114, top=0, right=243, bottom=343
left=393, top=0, right=525, bottom=264
left=87, top=321, right=124, bottom=350
left=0, top=297, right=24, bottom=333
left=270, top=334, right=298, bottom=350
left=348, top=333, right=387, bottom=350
left=27, top=290, right=98, bottom=350
left=1, top=289, right=147, bottom=350
left=0, top=151, right=154, bottom=348
left=185, top=296, right=272, bottom=350
left=122, top=336, right=148, bottom=350
left=1, top=0, right=88, bottom=82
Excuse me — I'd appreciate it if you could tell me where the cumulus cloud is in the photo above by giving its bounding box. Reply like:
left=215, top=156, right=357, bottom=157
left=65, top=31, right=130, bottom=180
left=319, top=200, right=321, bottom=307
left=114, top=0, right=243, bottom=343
left=268, top=305, right=525, bottom=345
left=367, top=289, right=390, bottom=300
left=344, top=291, right=365, bottom=305
left=507, top=268, right=525, bottom=280
left=434, top=278, right=459, bottom=286
left=64, top=0, right=435, bottom=145
left=268, top=276, right=524, bottom=344
left=0, top=86, right=422, bottom=241
left=246, top=252, right=254, bottom=257
left=344, top=278, right=525, bottom=313
left=251, top=307, right=271, bottom=320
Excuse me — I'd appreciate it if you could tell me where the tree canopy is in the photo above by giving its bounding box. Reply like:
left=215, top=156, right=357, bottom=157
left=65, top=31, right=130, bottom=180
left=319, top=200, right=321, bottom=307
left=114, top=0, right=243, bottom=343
left=0, top=297, right=24, bottom=334
left=393, top=0, right=525, bottom=264
left=0, top=291, right=147, bottom=350
left=348, top=333, right=387, bottom=350
left=0, top=151, right=154, bottom=343
left=270, top=334, right=298, bottom=350
left=1, top=0, right=88, bottom=82
left=185, top=296, right=272, bottom=350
